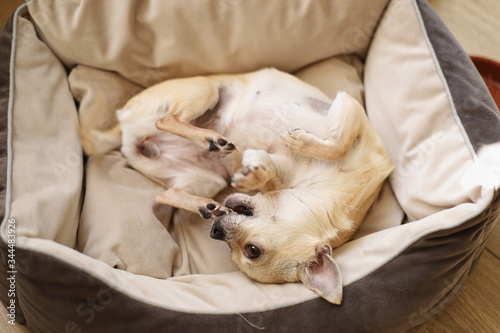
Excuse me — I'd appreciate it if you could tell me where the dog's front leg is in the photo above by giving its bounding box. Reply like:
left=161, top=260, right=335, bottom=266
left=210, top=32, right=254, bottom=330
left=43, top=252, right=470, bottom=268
left=280, top=92, right=365, bottom=162
left=155, top=170, right=230, bottom=218
left=231, top=149, right=290, bottom=192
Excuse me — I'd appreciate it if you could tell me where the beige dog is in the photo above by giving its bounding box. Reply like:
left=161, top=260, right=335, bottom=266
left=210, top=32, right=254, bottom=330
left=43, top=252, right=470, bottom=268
left=83, top=68, right=393, bottom=304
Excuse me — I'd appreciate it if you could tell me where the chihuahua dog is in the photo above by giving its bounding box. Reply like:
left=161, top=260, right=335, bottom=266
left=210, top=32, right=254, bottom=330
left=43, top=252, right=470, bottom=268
left=82, top=68, right=393, bottom=304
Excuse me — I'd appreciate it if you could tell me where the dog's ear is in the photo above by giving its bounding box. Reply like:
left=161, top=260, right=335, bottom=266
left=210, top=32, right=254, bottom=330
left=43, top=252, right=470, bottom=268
left=298, top=244, right=343, bottom=304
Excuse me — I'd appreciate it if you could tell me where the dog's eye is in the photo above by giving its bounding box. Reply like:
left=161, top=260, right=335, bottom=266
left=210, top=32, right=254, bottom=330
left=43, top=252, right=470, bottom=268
left=244, top=244, right=262, bottom=260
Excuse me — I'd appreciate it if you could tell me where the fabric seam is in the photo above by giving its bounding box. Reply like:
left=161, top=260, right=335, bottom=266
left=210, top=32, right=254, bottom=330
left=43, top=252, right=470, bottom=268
left=411, top=0, right=478, bottom=161
left=1, top=4, right=27, bottom=231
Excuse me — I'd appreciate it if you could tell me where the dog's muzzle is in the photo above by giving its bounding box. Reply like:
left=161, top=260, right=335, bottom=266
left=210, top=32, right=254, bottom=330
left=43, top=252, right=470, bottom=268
left=224, top=195, right=254, bottom=216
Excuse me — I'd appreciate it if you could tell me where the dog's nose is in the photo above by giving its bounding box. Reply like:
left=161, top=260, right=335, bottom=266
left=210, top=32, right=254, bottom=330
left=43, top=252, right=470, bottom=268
left=210, top=220, right=226, bottom=240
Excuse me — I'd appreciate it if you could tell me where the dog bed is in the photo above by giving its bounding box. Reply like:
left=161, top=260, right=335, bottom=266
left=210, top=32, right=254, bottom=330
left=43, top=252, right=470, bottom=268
left=1, top=0, right=499, bottom=332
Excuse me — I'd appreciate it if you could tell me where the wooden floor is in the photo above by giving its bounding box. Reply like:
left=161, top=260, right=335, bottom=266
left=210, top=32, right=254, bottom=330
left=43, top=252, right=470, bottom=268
left=0, top=0, right=498, bottom=332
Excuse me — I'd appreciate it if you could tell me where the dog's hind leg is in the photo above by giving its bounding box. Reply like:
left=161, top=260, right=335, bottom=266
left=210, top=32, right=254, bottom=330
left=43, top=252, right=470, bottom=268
left=153, top=77, right=238, bottom=153
left=280, top=92, right=366, bottom=162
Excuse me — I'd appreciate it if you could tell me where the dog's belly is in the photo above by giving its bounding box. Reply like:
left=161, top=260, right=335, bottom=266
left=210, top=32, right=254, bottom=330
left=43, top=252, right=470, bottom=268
left=120, top=68, right=338, bottom=196
left=220, top=92, right=331, bottom=155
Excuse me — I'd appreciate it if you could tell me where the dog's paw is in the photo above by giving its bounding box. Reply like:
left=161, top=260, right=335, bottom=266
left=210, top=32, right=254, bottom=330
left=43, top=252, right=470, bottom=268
left=280, top=128, right=313, bottom=149
left=198, top=202, right=232, bottom=219
left=206, top=137, right=238, bottom=154
left=231, top=164, right=273, bottom=192
left=280, top=128, right=325, bottom=154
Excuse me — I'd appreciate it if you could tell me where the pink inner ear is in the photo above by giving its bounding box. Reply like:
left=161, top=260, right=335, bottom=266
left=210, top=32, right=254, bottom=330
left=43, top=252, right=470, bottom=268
left=310, top=253, right=329, bottom=274
left=299, top=248, right=343, bottom=304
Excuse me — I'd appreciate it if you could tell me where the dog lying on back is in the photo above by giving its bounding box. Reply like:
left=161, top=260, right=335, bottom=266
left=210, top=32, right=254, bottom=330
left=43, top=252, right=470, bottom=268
left=83, top=68, right=393, bottom=304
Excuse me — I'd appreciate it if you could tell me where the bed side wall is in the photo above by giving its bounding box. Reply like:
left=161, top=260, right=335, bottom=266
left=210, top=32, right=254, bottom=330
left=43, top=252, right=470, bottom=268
left=364, top=0, right=500, bottom=330
left=27, top=0, right=391, bottom=84
left=10, top=195, right=500, bottom=333
left=3, top=9, right=83, bottom=248
left=365, top=0, right=500, bottom=222
left=0, top=9, right=26, bottom=326
left=0, top=5, right=84, bottom=325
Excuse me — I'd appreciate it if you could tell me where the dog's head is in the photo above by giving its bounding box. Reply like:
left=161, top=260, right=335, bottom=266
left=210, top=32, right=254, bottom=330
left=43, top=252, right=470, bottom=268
left=210, top=192, right=344, bottom=304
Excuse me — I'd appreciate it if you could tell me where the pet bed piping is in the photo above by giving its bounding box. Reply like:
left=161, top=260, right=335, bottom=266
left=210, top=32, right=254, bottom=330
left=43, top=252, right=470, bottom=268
left=411, top=0, right=477, bottom=162
left=0, top=4, right=25, bottom=231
